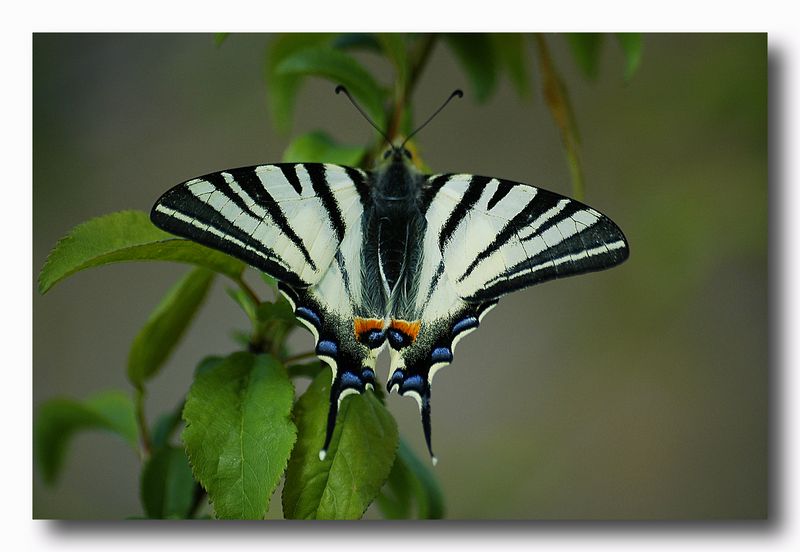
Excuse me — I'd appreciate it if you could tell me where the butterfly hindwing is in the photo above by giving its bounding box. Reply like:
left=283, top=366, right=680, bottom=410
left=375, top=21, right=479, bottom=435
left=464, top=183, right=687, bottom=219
left=277, top=214, right=387, bottom=459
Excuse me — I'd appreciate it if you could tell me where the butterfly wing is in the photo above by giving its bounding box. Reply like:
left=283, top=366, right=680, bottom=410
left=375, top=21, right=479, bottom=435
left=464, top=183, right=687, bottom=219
left=428, top=174, right=629, bottom=301
left=151, top=163, right=369, bottom=288
left=386, top=173, right=629, bottom=460
left=151, top=163, right=382, bottom=458
left=277, top=218, right=388, bottom=459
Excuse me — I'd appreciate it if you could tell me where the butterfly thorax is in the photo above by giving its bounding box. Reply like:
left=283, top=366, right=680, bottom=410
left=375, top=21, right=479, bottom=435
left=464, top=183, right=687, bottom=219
left=364, top=156, right=427, bottom=306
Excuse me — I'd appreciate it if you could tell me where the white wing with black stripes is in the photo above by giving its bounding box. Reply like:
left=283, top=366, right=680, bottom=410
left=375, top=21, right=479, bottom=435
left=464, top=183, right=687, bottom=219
left=151, top=163, right=369, bottom=288
left=151, top=163, right=385, bottom=458
left=383, top=173, right=629, bottom=461
left=427, top=173, right=629, bottom=302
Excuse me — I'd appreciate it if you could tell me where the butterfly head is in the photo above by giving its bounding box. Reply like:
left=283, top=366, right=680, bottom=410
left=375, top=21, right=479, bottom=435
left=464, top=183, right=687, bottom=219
left=378, top=145, right=416, bottom=173
left=382, top=145, right=413, bottom=163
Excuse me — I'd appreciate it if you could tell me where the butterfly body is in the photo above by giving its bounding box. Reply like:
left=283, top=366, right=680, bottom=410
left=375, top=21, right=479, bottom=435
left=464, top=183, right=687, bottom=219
left=151, top=149, right=628, bottom=462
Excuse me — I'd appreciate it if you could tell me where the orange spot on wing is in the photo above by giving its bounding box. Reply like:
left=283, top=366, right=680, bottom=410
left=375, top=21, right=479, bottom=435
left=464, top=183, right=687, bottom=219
left=354, top=317, right=384, bottom=337
left=390, top=319, right=422, bottom=342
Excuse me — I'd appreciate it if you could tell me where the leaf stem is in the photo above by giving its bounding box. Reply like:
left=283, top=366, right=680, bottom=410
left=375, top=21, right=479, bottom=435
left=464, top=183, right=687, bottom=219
left=534, top=33, right=585, bottom=200
left=134, top=386, right=152, bottom=458
left=234, top=275, right=261, bottom=306
left=284, top=350, right=317, bottom=364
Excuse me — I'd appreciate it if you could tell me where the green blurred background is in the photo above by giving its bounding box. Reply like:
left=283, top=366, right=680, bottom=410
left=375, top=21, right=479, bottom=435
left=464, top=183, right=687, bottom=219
left=32, top=33, right=767, bottom=519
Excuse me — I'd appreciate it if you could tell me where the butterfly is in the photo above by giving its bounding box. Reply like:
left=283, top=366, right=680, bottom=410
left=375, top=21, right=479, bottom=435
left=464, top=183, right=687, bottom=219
left=150, top=87, right=629, bottom=464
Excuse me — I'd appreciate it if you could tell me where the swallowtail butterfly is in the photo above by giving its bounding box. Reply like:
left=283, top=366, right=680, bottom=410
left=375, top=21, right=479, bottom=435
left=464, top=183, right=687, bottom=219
left=151, top=87, right=629, bottom=464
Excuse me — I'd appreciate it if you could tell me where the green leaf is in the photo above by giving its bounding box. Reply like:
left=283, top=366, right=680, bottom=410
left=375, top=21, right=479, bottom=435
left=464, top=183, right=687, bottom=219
left=566, top=33, right=604, bottom=80
left=265, top=33, right=334, bottom=133
left=140, top=445, right=196, bottom=519
left=194, top=355, right=225, bottom=377
left=276, top=46, right=387, bottom=130
left=256, top=297, right=296, bottom=327
left=444, top=33, right=498, bottom=102
left=38, top=211, right=245, bottom=294
left=182, top=352, right=297, bottom=520
left=616, top=33, right=643, bottom=81
left=375, top=452, right=412, bottom=519
left=376, top=34, right=409, bottom=89
left=214, top=33, right=229, bottom=47
left=35, top=390, right=138, bottom=485
left=491, top=33, right=531, bottom=98
left=282, top=369, right=399, bottom=519
left=534, top=34, right=584, bottom=200
left=282, top=131, right=366, bottom=166
left=127, top=268, right=215, bottom=387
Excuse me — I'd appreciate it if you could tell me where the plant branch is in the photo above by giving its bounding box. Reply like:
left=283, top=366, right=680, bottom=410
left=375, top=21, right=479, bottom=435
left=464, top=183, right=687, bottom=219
left=534, top=33, right=585, bottom=200
left=385, top=34, right=437, bottom=146
left=234, top=274, right=261, bottom=306
left=284, top=350, right=317, bottom=364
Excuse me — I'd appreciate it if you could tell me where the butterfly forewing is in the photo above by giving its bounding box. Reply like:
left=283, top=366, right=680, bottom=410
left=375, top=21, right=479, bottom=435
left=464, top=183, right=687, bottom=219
left=423, top=173, right=629, bottom=303
left=151, top=163, right=367, bottom=288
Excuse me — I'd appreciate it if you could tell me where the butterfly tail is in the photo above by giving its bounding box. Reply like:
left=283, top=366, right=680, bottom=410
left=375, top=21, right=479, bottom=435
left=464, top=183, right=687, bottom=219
left=420, top=392, right=437, bottom=465
left=387, top=367, right=438, bottom=464
left=319, top=362, right=377, bottom=460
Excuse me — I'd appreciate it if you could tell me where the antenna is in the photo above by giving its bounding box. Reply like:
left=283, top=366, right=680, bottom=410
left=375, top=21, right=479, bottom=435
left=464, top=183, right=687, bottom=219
left=401, top=89, right=463, bottom=148
left=335, top=85, right=393, bottom=148
left=335, top=85, right=463, bottom=151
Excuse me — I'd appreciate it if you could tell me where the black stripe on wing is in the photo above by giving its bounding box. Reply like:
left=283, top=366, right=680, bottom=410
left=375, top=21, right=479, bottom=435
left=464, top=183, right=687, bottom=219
left=437, top=176, right=490, bottom=250
left=305, top=163, right=346, bottom=243
left=344, top=166, right=371, bottom=207
left=420, top=174, right=452, bottom=215
left=486, top=180, right=515, bottom=210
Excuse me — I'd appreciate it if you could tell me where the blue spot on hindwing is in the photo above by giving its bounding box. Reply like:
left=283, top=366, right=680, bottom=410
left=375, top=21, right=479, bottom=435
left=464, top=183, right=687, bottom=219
left=388, top=369, right=404, bottom=389
left=361, top=368, right=376, bottom=382
left=316, top=340, right=338, bottom=357
left=452, top=316, right=478, bottom=335
left=401, top=374, right=425, bottom=392
left=365, top=330, right=385, bottom=348
left=296, top=307, right=321, bottom=328
left=430, top=347, right=453, bottom=363
left=340, top=371, right=362, bottom=389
